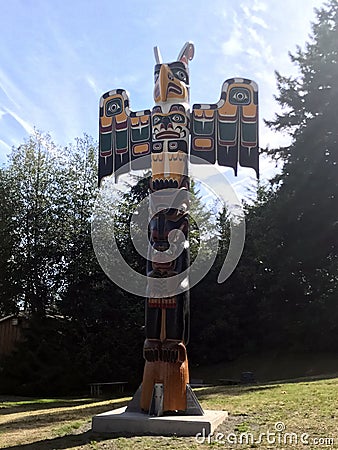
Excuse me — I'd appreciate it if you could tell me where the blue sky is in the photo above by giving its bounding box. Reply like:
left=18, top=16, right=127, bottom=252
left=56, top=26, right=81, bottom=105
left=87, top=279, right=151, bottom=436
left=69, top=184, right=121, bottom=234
left=0, top=0, right=325, bottom=184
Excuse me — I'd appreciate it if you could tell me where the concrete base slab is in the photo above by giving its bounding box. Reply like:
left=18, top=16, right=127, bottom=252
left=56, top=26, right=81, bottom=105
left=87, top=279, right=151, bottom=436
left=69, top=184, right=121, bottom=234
left=92, top=407, right=228, bottom=436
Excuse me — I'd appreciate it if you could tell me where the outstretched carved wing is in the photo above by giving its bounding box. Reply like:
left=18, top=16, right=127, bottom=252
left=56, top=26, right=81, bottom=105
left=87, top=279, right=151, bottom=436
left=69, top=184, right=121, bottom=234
left=98, top=89, right=152, bottom=185
left=190, top=78, right=259, bottom=177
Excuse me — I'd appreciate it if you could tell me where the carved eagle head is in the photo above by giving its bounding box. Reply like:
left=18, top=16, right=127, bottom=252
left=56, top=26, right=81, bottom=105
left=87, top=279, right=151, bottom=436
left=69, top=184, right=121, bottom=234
left=153, top=42, right=194, bottom=105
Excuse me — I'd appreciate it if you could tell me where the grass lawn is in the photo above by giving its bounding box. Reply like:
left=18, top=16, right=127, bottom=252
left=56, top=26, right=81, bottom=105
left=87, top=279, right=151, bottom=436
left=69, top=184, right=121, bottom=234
left=0, top=377, right=337, bottom=450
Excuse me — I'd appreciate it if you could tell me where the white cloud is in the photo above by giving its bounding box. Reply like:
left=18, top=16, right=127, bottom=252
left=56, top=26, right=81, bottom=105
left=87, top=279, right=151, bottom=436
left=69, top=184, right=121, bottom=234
left=0, top=139, right=11, bottom=152
left=3, top=107, right=34, bottom=134
left=221, top=12, right=244, bottom=56
left=246, top=47, right=263, bottom=60
left=220, top=1, right=272, bottom=68
left=251, top=15, right=269, bottom=29
left=252, top=0, right=268, bottom=12
left=85, top=75, right=101, bottom=96
left=247, top=27, right=262, bottom=44
left=0, top=69, right=24, bottom=110
left=241, top=5, right=269, bottom=29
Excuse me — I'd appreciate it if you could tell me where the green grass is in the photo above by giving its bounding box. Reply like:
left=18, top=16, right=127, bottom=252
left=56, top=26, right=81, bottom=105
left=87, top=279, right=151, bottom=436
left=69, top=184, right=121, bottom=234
left=194, top=378, right=337, bottom=447
left=234, top=421, right=251, bottom=433
left=1, top=376, right=337, bottom=449
left=0, top=397, right=90, bottom=407
left=53, top=420, right=86, bottom=437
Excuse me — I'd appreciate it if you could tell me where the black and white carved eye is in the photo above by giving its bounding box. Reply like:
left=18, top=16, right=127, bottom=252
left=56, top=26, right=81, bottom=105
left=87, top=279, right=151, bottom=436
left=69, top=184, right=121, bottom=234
left=229, top=87, right=251, bottom=105
left=171, top=113, right=185, bottom=123
left=172, top=68, right=188, bottom=83
left=154, top=71, right=160, bottom=83
left=106, top=98, right=123, bottom=116
left=152, top=115, right=161, bottom=126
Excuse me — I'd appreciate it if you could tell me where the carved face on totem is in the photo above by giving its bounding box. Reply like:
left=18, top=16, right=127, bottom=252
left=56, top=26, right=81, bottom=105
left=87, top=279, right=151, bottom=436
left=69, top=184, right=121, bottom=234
left=152, top=104, right=188, bottom=142
left=153, top=61, right=190, bottom=104
left=151, top=43, right=194, bottom=191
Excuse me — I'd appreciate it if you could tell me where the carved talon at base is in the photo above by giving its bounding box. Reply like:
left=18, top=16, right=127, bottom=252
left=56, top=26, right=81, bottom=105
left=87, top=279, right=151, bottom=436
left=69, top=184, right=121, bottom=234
left=161, top=340, right=186, bottom=363
left=144, top=339, right=187, bottom=363
left=140, top=342, right=189, bottom=413
left=143, top=339, right=161, bottom=362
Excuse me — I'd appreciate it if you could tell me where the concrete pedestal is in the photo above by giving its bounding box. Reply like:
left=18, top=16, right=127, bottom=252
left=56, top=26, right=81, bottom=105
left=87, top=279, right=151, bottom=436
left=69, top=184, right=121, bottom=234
left=92, top=407, right=227, bottom=436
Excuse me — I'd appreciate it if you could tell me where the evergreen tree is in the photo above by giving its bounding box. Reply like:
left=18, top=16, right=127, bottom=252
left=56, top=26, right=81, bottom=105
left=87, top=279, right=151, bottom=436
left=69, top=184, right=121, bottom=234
left=261, top=0, right=338, bottom=349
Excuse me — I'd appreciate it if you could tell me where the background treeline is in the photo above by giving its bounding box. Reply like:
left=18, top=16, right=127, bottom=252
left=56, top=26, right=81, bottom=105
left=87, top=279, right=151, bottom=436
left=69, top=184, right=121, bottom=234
left=0, top=1, right=337, bottom=394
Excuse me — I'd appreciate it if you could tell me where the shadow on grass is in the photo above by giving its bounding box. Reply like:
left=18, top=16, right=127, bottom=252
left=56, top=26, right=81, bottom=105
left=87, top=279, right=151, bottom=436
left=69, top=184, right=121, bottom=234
left=261, top=373, right=338, bottom=385
left=0, top=399, right=102, bottom=416
left=195, top=384, right=278, bottom=400
left=2, top=430, right=164, bottom=450
left=1, top=400, right=130, bottom=430
left=195, top=373, right=338, bottom=400
left=2, top=430, right=104, bottom=450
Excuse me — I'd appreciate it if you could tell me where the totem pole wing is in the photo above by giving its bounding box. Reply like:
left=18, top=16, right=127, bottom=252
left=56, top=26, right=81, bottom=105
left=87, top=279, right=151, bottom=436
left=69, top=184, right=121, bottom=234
left=190, top=102, right=217, bottom=165
left=190, top=78, right=259, bottom=177
left=98, top=89, right=152, bottom=185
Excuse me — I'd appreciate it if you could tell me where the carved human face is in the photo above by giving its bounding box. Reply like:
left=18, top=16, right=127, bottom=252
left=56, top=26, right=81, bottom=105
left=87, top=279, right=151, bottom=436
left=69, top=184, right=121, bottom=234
left=150, top=105, right=189, bottom=191
left=152, top=105, right=188, bottom=143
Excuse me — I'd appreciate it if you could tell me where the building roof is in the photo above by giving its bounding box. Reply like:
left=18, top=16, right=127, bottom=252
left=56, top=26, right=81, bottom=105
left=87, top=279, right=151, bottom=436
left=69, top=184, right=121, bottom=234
left=0, top=314, right=28, bottom=323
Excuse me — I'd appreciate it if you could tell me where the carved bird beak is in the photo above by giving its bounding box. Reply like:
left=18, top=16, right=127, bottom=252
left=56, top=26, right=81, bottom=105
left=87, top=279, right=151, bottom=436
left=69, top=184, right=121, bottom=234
left=154, top=64, right=184, bottom=104
left=159, top=64, right=171, bottom=103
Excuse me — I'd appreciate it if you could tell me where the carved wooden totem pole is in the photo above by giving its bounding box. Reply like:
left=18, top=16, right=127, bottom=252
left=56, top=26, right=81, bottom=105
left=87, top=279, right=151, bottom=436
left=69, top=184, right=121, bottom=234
left=98, top=42, right=259, bottom=415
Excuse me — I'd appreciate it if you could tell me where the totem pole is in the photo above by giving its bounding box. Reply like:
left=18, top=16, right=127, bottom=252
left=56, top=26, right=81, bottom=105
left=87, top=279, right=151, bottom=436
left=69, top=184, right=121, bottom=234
left=98, top=42, right=259, bottom=415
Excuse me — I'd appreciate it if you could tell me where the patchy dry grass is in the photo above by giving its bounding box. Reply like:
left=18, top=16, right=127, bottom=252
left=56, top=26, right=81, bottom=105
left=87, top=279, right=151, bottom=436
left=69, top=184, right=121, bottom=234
left=0, top=378, right=337, bottom=449
left=0, top=397, right=130, bottom=449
